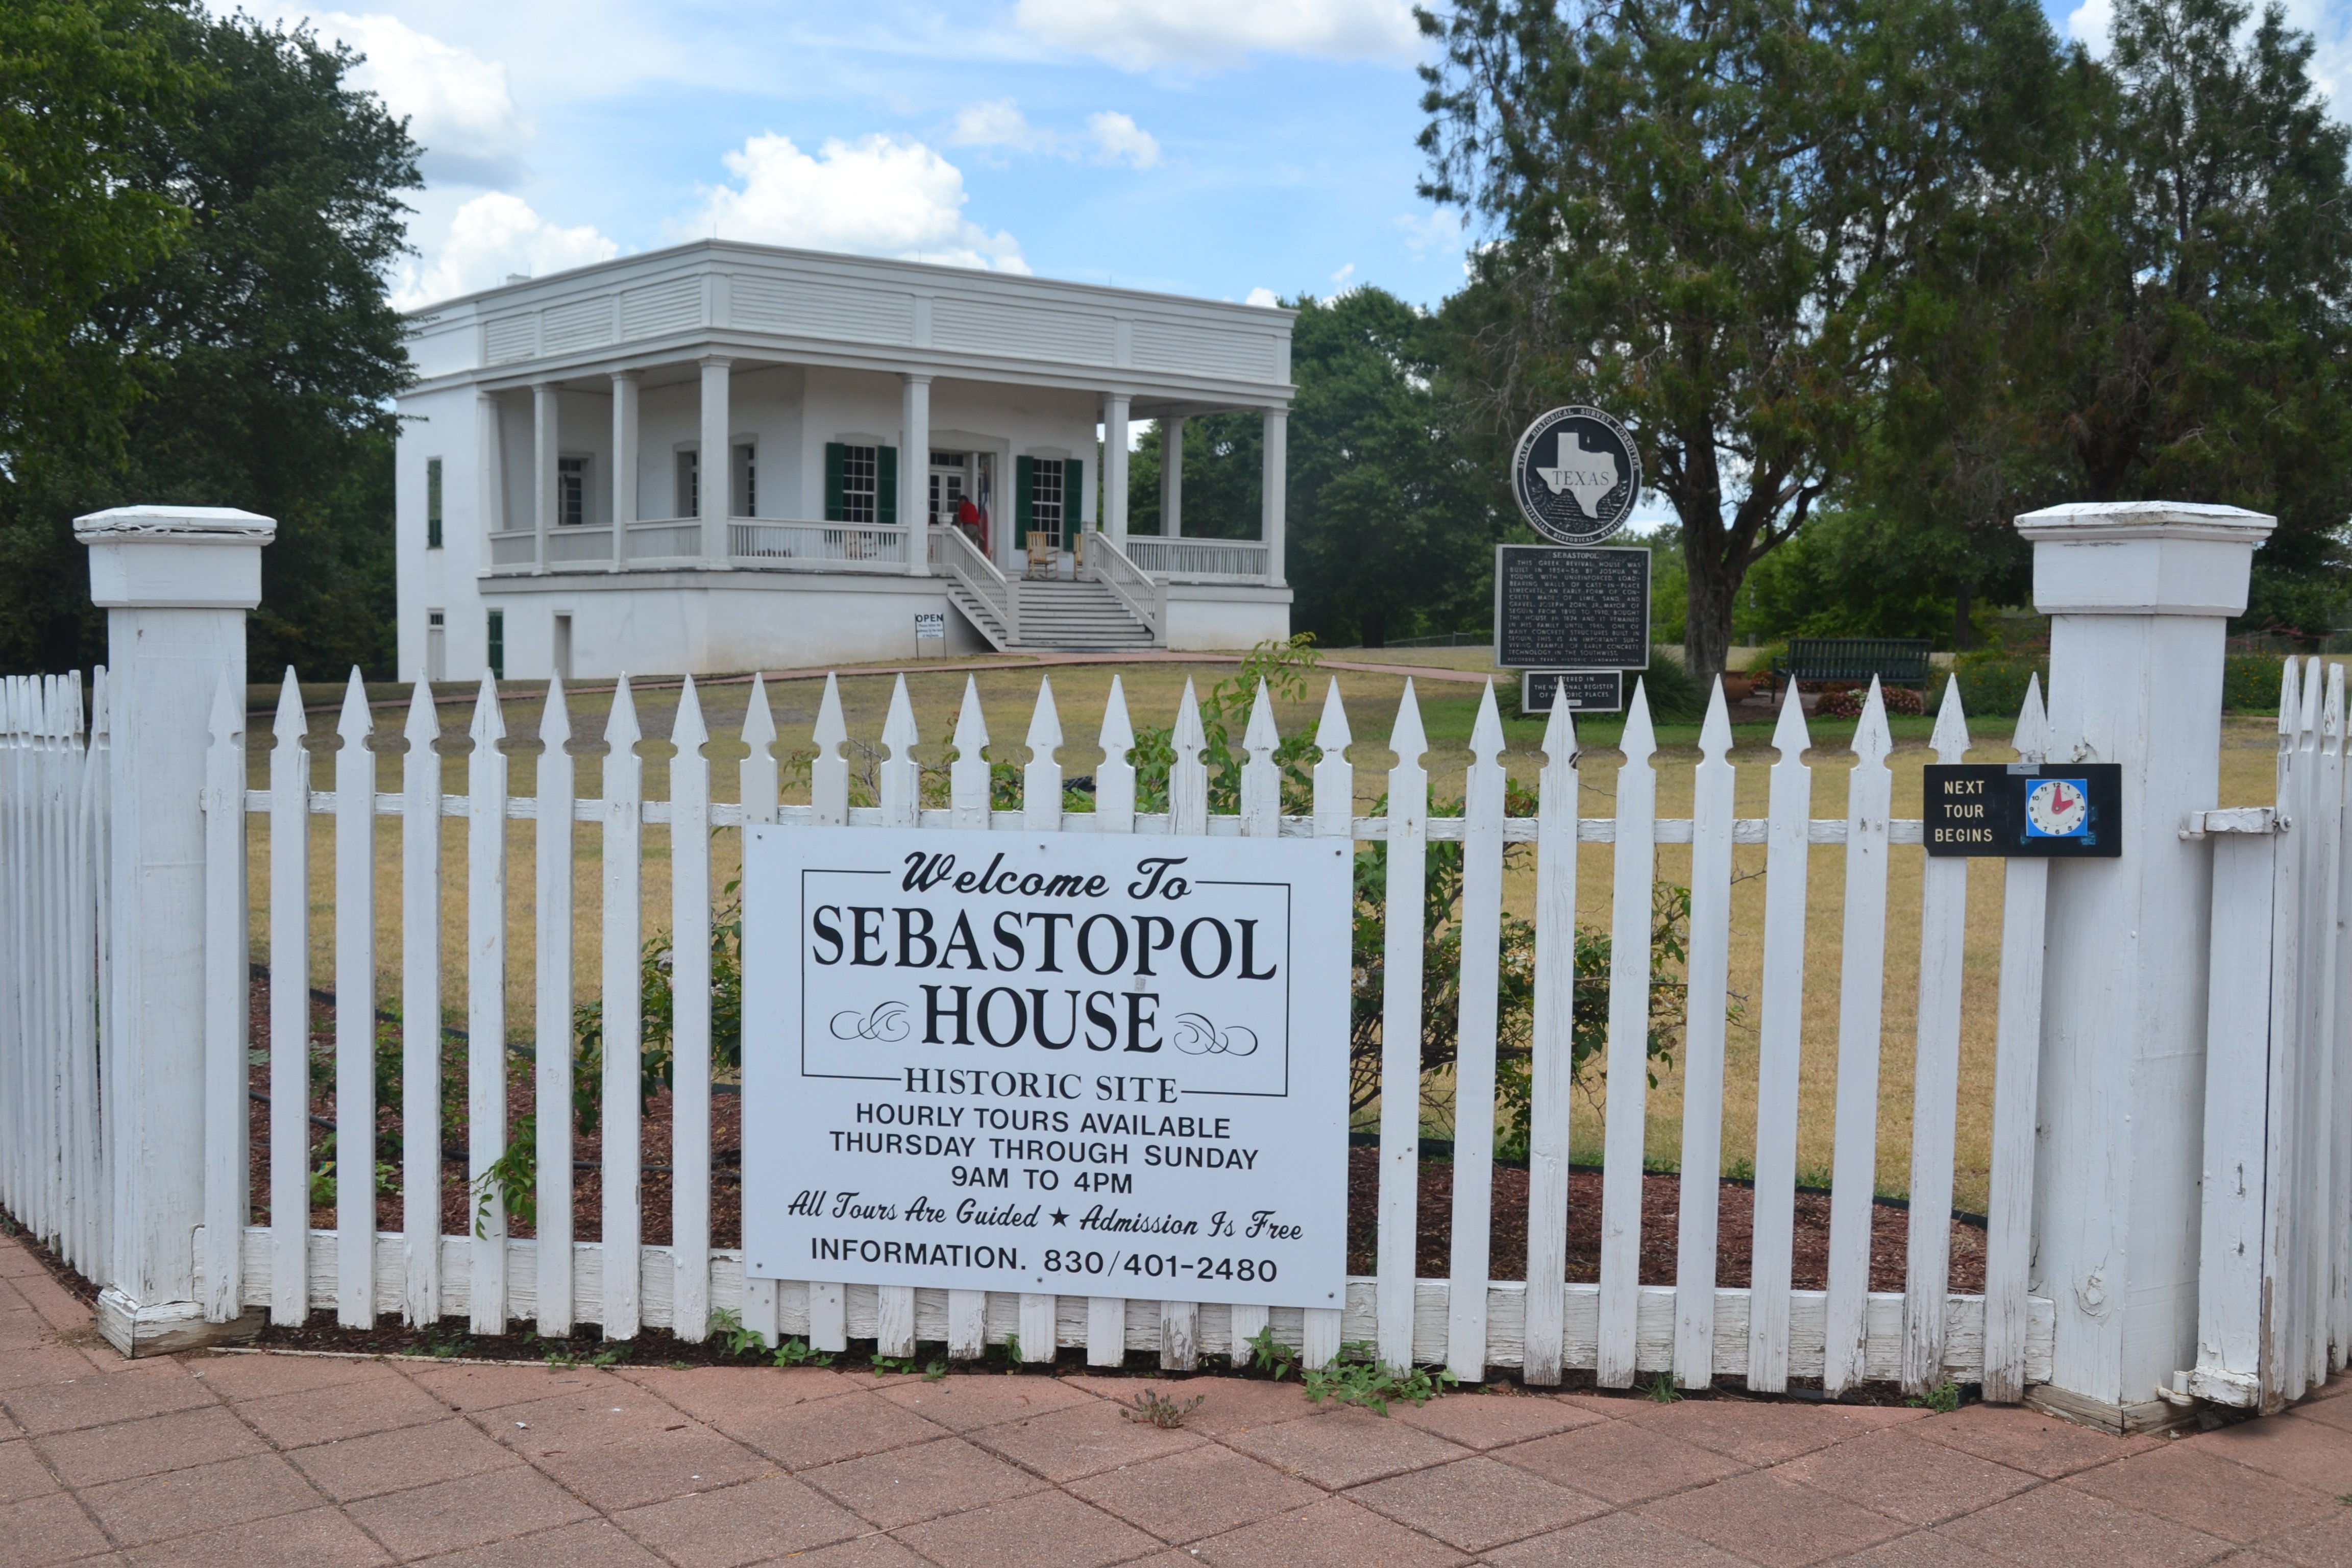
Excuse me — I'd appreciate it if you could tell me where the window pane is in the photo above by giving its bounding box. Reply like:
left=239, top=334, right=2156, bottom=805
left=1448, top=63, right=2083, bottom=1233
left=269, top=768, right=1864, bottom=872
left=841, top=444, right=876, bottom=526
left=558, top=456, right=586, bottom=527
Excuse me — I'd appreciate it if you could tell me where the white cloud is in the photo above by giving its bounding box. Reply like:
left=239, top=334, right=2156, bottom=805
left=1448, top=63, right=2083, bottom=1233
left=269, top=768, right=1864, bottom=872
left=2064, top=0, right=2114, bottom=55
left=1397, top=207, right=1463, bottom=261
left=691, top=133, right=1028, bottom=273
left=947, top=99, right=1049, bottom=153
left=1245, top=286, right=1282, bottom=308
left=2068, top=0, right=2350, bottom=107
left=1015, top=0, right=1419, bottom=69
left=947, top=101, right=1160, bottom=167
left=393, top=191, right=617, bottom=309
left=307, top=12, right=531, bottom=185
left=1329, top=261, right=1355, bottom=286
left=1085, top=111, right=1160, bottom=167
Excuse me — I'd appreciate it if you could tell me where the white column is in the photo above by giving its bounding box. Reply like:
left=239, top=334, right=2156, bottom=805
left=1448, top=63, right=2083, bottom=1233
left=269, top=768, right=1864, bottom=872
left=2022, top=500, right=2274, bottom=1429
left=1163, top=415, right=1185, bottom=538
left=611, top=371, right=639, bottom=571
left=1261, top=408, right=1287, bottom=586
left=698, top=356, right=731, bottom=564
left=532, top=382, right=558, bottom=573
left=902, top=373, right=932, bottom=577
left=1103, top=393, right=1130, bottom=552
left=75, top=505, right=274, bottom=1354
left=479, top=391, right=503, bottom=544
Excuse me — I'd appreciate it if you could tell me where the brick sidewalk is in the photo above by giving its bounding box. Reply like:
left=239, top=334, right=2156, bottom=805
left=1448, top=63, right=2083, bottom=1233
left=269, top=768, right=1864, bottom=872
left=3, top=1239, right=2349, bottom=1565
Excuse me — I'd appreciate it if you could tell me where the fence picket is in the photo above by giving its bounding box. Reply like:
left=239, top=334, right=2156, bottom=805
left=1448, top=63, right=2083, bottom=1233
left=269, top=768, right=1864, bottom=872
left=1303, top=679, right=1352, bottom=1373
left=1156, top=681, right=1210, bottom=1370
left=268, top=672, right=311, bottom=1326
left=1673, top=681, right=1735, bottom=1386
left=1228, top=682, right=1285, bottom=1362
left=1597, top=682, right=1658, bottom=1386
left=1524, top=698, right=1579, bottom=1384
left=2309, top=665, right=2341, bottom=1383
left=1903, top=677, right=1972, bottom=1393
left=202, top=674, right=244, bottom=1321
left=467, top=677, right=509, bottom=1334
left=401, top=683, right=444, bottom=1325
left=533, top=679, right=574, bottom=1335
left=738, top=676, right=780, bottom=1348
left=66, top=673, right=105, bottom=1277
left=1096, top=678, right=1137, bottom=836
left=1749, top=685, right=1815, bottom=1391
left=672, top=678, right=713, bottom=1342
left=1377, top=682, right=1429, bottom=1370
left=1983, top=676, right=2051, bottom=1403
left=2334, top=660, right=2352, bottom=1370
left=601, top=677, right=645, bottom=1339
left=1446, top=684, right=1507, bottom=1381
left=3, top=682, right=21, bottom=1226
left=800, top=676, right=856, bottom=1354
left=333, top=672, right=377, bottom=1327
left=1823, top=682, right=1894, bottom=1396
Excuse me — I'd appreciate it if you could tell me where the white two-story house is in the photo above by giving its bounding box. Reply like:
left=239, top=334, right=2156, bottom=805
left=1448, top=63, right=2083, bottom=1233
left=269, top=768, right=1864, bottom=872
left=396, top=240, right=1297, bottom=683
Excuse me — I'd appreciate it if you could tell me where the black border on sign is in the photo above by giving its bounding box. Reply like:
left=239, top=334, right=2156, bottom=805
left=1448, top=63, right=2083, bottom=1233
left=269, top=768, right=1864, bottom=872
left=1493, top=543, right=1653, bottom=671
left=1511, top=405, right=1644, bottom=544
left=1518, top=669, right=1625, bottom=715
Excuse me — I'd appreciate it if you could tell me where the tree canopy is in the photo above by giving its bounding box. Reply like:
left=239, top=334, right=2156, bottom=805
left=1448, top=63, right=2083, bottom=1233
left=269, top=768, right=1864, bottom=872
left=0, top=1, right=416, bottom=676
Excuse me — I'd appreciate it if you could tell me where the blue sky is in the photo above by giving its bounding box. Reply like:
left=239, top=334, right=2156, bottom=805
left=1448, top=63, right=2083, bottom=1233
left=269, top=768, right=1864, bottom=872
left=241, top=0, right=2349, bottom=315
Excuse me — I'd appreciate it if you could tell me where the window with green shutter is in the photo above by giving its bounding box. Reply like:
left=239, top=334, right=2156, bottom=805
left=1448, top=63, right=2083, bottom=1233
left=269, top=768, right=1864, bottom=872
left=1015, top=455, right=1035, bottom=545
left=1064, top=458, right=1084, bottom=532
left=426, top=457, right=443, bottom=548
left=876, top=445, right=897, bottom=526
left=824, top=442, right=846, bottom=522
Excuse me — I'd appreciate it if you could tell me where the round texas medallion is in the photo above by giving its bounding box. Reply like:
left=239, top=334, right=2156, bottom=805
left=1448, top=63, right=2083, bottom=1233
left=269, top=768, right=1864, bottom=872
left=1512, top=406, right=1641, bottom=545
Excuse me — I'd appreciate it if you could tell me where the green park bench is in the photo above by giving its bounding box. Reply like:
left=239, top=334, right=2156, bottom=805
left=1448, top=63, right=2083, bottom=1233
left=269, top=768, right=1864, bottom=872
left=1762, top=636, right=1932, bottom=701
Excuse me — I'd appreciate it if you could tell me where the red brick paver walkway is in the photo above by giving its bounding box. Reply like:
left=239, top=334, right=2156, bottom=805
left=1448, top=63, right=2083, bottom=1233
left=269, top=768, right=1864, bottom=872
left=4, top=1239, right=2349, bottom=1566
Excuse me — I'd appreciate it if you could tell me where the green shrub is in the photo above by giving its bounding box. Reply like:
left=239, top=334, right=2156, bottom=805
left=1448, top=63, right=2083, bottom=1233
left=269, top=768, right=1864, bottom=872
left=1631, top=649, right=1706, bottom=723
left=1953, top=650, right=2046, bottom=723
left=2222, top=652, right=2288, bottom=714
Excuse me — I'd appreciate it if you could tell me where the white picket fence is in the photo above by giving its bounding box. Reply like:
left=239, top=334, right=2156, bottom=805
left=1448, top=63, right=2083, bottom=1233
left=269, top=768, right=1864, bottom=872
left=0, top=660, right=2074, bottom=1394
left=0, top=673, right=110, bottom=1286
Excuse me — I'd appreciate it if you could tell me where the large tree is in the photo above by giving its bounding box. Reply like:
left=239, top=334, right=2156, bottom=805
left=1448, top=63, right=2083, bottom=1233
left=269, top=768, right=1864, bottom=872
left=1132, top=289, right=1504, bottom=646
left=1416, top=0, right=2066, bottom=678
left=0, top=4, right=416, bottom=676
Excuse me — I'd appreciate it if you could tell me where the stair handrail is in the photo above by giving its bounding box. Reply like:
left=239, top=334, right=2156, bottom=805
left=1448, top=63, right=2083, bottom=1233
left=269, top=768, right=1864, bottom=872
left=935, top=526, right=1019, bottom=644
left=1079, top=530, right=1167, bottom=646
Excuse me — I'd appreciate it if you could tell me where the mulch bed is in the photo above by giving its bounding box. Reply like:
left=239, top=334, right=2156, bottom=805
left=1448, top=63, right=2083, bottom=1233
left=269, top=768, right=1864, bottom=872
left=246, top=973, right=1983, bottom=1296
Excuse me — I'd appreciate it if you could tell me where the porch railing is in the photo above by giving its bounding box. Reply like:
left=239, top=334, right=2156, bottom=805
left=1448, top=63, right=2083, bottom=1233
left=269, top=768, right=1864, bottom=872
left=546, top=526, right=613, bottom=565
left=729, top=520, right=911, bottom=570
left=1125, top=534, right=1269, bottom=583
left=1081, top=531, right=1168, bottom=644
left=934, top=525, right=1019, bottom=643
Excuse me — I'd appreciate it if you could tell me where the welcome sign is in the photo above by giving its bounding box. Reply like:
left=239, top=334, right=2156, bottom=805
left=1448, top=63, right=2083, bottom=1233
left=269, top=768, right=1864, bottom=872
left=740, top=828, right=1354, bottom=1308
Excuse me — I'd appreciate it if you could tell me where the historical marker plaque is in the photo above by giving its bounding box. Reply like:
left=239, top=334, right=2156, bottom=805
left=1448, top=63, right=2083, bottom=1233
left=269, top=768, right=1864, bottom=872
left=1519, top=669, right=1624, bottom=716
left=1511, top=406, right=1643, bottom=545
left=740, top=828, right=1354, bottom=1307
left=1922, top=764, right=2123, bottom=857
left=1495, top=544, right=1651, bottom=670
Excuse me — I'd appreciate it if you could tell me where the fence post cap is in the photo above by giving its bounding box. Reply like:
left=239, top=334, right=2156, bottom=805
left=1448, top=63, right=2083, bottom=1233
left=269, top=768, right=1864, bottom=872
left=2019, top=501, right=2274, bottom=618
left=72, top=505, right=277, bottom=543
left=2014, top=500, right=2275, bottom=544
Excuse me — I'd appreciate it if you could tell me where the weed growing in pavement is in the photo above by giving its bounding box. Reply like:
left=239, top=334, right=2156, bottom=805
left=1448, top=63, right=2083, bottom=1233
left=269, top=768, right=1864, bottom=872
left=924, top=1358, right=949, bottom=1382
left=1003, top=1333, right=1022, bottom=1367
left=772, top=1336, right=834, bottom=1368
left=706, top=1308, right=767, bottom=1360
left=1301, top=1342, right=1457, bottom=1416
left=1645, top=1372, right=1681, bottom=1404
left=1245, top=1325, right=1297, bottom=1381
left=1907, top=1380, right=1962, bottom=1414
left=1122, top=1388, right=1207, bottom=1428
left=873, top=1355, right=919, bottom=1375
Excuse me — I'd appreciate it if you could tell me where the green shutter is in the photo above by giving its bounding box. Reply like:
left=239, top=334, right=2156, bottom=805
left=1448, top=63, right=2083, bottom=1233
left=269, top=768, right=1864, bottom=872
left=876, top=445, right=897, bottom=526
left=1015, top=456, right=1035, bottom=545
left=1065, top=458, right=1085, bottom=531
left=824, top=442, right=845, bottom=523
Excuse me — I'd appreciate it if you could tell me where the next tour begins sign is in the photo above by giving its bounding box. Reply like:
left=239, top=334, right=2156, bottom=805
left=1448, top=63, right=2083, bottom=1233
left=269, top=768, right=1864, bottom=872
left=740, top=828, right=1354, bottom=1307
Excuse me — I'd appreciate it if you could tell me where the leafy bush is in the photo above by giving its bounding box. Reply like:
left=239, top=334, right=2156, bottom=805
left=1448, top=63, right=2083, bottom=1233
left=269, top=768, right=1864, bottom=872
left=2223, top=652, right=2288, bottom=713
left=1953, top=650, right=2046, bottom=723
left=1818, top=684, right=1925, bottom=719
left=1631, top=649, right=1705, bottom=723
left=1128, top=635, right=1324, bottom=814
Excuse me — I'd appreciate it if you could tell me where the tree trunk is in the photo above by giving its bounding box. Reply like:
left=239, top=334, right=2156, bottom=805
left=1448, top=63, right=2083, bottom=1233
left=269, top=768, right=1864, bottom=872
left=1682, top=547, right=1738, bottom=684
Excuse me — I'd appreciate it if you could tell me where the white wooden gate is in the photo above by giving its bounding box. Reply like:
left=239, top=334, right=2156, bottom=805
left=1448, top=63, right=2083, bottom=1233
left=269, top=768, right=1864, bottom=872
left=2189, top=656, right=2352, bottom=1411
left=160, top=664, right=2062, bottom=1392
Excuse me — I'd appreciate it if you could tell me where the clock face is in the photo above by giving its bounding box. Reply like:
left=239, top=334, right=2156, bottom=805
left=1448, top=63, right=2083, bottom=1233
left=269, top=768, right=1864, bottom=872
left=2025, top=778, right=2090, bottom=838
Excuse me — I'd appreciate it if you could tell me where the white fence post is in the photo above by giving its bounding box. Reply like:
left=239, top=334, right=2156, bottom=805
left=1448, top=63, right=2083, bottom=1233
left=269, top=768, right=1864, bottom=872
left=2021, top=500, right=2275, bottom=1431
left=75, top=505, right=273, bottom=1355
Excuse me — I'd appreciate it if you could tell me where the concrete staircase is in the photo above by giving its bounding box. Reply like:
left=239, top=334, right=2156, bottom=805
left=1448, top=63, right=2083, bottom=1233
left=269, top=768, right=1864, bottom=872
left=946, top=577, right=1158, bottom=652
